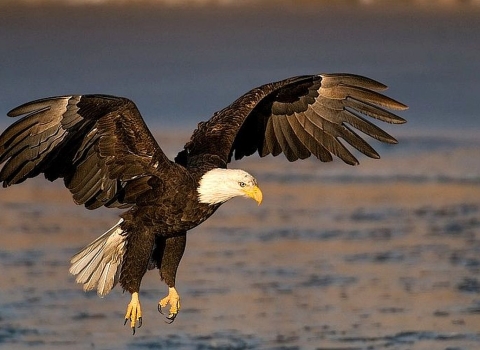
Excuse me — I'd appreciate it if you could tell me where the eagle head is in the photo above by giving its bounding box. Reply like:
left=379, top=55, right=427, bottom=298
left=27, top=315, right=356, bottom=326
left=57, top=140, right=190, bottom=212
left=197, top=168, right=263, bottom=206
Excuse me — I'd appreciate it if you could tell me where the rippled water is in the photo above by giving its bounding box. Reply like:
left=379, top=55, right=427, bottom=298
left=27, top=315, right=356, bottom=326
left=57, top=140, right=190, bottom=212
left=1, top=132, right=480, bottom=349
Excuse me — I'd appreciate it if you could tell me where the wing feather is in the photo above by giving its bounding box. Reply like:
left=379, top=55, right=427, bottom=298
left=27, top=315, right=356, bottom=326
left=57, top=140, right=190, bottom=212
left=271, top=116, right=290, bottom=158
left=344, top=97, right=406, bottom=124
left=303, top=107, right=359, bottom=165
left=284, top=115, right=311, bottom=160
left=180, top=73, right=407, bottom=167
left=264, top=117, right=283, bottom=157
left=276, top=117, right=299, bottom=161
left=293, top=112, right=333, bottom=162
left=0, top=95, right=174, bottom=209
left=341, top=108, right=398, bottom=144
left=292, top=113, right=332, bottom=162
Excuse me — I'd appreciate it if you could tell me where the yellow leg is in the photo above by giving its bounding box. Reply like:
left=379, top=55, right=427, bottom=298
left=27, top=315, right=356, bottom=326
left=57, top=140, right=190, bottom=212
left=124, top=292, right=142, bottom=334
left=158, top=287, right=180, bottom=323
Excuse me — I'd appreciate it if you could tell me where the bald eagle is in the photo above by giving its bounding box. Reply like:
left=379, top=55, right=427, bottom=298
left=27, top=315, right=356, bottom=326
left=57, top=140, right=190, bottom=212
left=0, top=73, right=406, bottom=333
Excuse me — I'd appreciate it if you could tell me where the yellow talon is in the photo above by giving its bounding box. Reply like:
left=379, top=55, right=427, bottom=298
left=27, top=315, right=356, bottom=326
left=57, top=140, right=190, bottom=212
left=124, top=292, right=142, bottom=334
left=158, top=287, right=180, bottom=323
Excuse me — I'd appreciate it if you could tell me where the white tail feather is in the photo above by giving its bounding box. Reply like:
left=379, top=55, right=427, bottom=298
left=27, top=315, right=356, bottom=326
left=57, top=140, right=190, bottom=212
left=70, top=219, right=126, bottom=297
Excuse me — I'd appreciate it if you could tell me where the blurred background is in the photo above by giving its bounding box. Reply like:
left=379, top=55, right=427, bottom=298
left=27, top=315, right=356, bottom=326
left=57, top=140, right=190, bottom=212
left=1, top=1, right=480, bottom=349
left=0, top=0, right=479, bottom=135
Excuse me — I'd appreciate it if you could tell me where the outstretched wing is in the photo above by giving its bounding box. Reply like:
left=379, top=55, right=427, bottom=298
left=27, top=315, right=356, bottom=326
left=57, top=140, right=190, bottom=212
left=178, top=73, right=407, bottom=167
left=0, top=95, right=173, bottom=209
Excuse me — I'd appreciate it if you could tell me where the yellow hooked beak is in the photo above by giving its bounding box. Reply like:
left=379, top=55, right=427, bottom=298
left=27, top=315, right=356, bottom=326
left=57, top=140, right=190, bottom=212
left=243, top=185, right=263, bottom=205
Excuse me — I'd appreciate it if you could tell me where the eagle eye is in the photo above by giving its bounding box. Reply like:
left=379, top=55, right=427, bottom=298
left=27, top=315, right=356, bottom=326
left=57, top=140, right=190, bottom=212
left=239, top=182, right=246, bottom=188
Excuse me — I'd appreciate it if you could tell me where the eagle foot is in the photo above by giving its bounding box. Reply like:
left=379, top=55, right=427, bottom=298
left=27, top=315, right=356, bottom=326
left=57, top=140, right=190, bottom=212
left=124, top=292, right=142, bottom=335
left=158, top=287, right=180, bottom=323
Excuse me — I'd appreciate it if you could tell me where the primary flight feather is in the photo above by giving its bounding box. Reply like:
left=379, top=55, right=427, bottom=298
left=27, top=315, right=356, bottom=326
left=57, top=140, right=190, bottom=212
left=0, top=73, right=407, bottom=333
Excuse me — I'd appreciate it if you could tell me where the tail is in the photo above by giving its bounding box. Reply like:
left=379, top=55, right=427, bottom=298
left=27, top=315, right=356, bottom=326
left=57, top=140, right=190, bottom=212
left=69, top=219, right=126, bottom=297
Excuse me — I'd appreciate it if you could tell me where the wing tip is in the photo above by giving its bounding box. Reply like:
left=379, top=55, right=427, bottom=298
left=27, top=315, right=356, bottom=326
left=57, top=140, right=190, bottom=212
left=388, top=100, right=409, bottom=112
left=320, top=73, right=389, bottom=91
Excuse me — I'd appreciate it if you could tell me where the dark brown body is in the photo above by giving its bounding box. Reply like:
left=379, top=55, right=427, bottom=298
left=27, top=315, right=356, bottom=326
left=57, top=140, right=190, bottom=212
left=118, top=164, right=221, bottom=293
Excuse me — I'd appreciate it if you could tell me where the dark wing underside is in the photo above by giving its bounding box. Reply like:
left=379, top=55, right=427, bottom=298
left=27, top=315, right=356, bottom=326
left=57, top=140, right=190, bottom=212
left=178, top=73, right=407, bottom=167
left=0, top=95, right=173, bottom=209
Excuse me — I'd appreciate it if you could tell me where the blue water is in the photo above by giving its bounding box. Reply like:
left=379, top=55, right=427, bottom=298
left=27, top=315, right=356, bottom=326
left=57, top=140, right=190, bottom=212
left=0, top=2, right=479, bottom=136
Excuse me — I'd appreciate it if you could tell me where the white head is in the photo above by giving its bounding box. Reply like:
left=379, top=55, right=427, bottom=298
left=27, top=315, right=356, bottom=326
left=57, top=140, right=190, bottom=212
left=197, top=168, right=263, bottom=206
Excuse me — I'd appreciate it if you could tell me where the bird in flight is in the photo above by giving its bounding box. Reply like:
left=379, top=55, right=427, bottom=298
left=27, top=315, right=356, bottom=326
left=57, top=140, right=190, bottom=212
left=0, top=73, right=407, bottom=333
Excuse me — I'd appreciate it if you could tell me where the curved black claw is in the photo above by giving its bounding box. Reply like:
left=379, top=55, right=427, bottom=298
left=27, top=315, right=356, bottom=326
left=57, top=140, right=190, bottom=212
left=165, top=313, right=177, bottom=324
left=158, top=304, right=177, bottom=323
left=124, top=317, right=142, bottom=335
